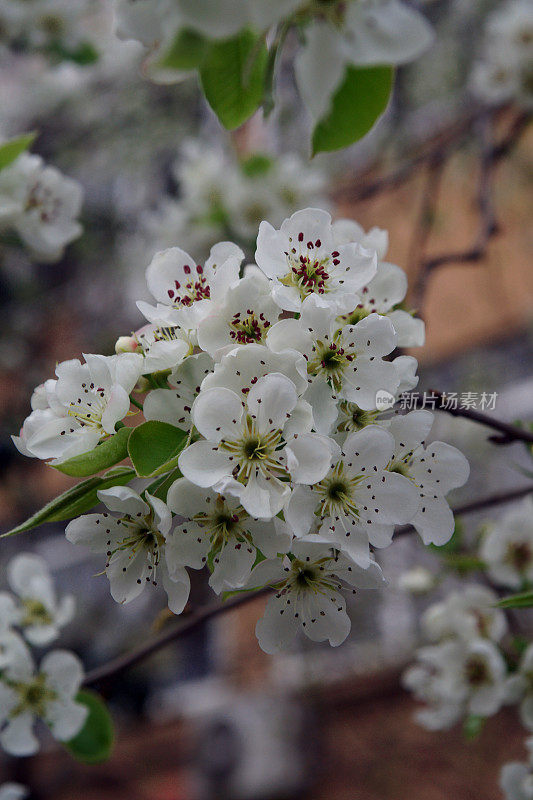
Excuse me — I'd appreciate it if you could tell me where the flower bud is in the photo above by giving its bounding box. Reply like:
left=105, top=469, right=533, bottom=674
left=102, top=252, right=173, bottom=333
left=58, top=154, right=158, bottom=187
left=115, top=335, right=138, bottom=354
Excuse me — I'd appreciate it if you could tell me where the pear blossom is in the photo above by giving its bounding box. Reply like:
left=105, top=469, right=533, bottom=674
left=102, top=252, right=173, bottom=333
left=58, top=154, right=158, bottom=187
left=0, top=631, right=87, bottom=756
left=0, top=554, right=75, bottom=646
left=285, top=425, right=419, bottom=567
left=250, top=539, right=385, bottom=653
left=397, top=566, right=436, bottom=595
left=421, top=585, right=507, bottom=645
left=267, top=294, right=400, bottom=432
left=178, top=373, right=333, bottom=518
left=197, top=272, right=280, bottom=360
left=0, top=0, right=93, bottom=52
left=0, top=784, right=27, bottom=800
left=136, top=242, right=243, bottom=339
left=384, top=409, right=470, bottom=546
left=480, top=496, right=533, bottom=589
left=403, top=638, right=508, bottom=730
left=200, top=343, right=308, bottom=400
left=144, top=351, right=214, bottom=430
left=255, top=208, right=377, bottom=314
left=65, top=487, right=190, bottom=613
left=500, top=739, right=533, bottom=800
left=12, top=353, right=143, bottom=464
left=505, top=645, right=533, bottom=731
left=294, top=0, right=434, bottom=122
left=166, top=478, right=292, bottom=593
left=0, top=152, right=83, bottom=262
left=132, top=321, right=192, bottom=374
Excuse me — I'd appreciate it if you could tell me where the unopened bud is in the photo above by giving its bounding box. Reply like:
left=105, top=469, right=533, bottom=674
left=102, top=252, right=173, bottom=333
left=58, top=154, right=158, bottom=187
left=115, top=335, right=138, bottom=354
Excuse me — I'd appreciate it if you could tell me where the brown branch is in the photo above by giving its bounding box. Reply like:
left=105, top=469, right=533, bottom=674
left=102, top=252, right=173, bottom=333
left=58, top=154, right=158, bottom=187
left=394, top=484, right=533, bottom=540
left=412, top=109, right=530, bottom=305
left=412, top=389, right=533, bottom=445
left=84, top=485, right=533, bottom=686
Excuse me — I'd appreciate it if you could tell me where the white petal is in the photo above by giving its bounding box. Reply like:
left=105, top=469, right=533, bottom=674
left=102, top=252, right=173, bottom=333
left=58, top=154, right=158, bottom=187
left=387, top=310, right=425, bottom=347
left=1, top=714, right=38, bottom=756
left=255, top=593, right=300, bottom=654
left=46, top=697, right=88, bottom=742
left=285, top=433, right=338, bottom=484
left=295, top=22, right=346, bottom=121
left=65, top=514, right=123, bottom=552
left=411, top=442, right=470, bottom=494
left=342, top=356, right=399, bottom=409
left=301, top=589, right=351, bottom=646
left=285, top=485, right=319, bottom=538
left=41, top=650, right=84, bottom=698
left=192, top=386, right=243, bottom=441
left=342, top=425, right=395, bottom=472
left=178, top=441, right=232, bottom=488
left=97, top=486, right=148, bottom=517
left=412, top=493, right=455, bottom=546
left=161, top=563, right=190, bottom=615
left=165, top=524, right=209, bottom=571
left=343, top=314, right=397, bottom=356
left=235, top=473, right=290, bottom=519
left=248, top=373, right=298, bottom=431
left=106, top=549, right=149, bottom=604
left=209, top=541, right=256, bottom=594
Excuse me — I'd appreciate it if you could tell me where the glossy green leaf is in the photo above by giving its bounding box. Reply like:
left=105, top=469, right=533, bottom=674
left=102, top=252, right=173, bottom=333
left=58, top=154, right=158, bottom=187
left=200, top=30, right=268, bottom=130
left=146, top=467, right=183, bottom=501
left=64, top=690, right=114, bottom=764
left=497, top=590, right=533, bottom=609
left=158, top=28, right=209, bottom=70
left=2, top=466, right=135, bottom=536
left=53, top=427, right=132, bottom=477
left=312, top=65, right=393, bottom=155
left=0, top=132, right=37, bottom=171
left=128, top=421, right=188, bottom=478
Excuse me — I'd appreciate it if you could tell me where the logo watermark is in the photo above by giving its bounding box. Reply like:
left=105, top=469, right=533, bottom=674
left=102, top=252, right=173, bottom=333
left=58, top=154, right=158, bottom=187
left=398, top=391, right=498, bottom=412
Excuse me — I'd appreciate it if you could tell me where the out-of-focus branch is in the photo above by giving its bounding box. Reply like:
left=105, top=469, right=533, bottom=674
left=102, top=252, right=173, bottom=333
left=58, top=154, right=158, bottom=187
left=411, top=109, right=530, bottom=307
left=84, top=485, right=533, bottom=686
left=412, top=389, right=533, bottom=445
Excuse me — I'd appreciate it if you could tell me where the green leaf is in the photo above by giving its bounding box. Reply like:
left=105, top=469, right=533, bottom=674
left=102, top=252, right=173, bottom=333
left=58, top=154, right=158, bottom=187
left=240, top=153, right=273, bottom=177
left=53, top=427, right=132, bottom=477
left=0, top=132, right=37, bottom=171
left=497, top=590, right=533, bottom=609
left=128, top=421, right=188, bottom=478
left=442, top=554, right=486, bottom=575
left=463, top=715, right=485, bottom=741
left=64, top=690, right=114, bottom=764
left=146, top=467, right=183, bottom=502
left=158, top=28, right=209, bottom=70
left=312, top=65, right=393, bottom=155
left=200, top=30, right=268, bottom=130
left=3, top=466, right=135, bottom=536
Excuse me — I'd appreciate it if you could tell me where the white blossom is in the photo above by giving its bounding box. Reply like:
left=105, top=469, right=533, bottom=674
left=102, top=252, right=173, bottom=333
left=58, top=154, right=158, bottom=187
left=0, top=784, right=27, bottom=800
left=421, top=585, right=507, bottom=645
left=250, top=539, right=385, bottom=653
left=12, top=353, right=143, bottom=464
left=480, top=496, right=533, bottom=589
left=255, top=208, right=377, bottom=314
left=65, top=487, right=190, bottom=613
left=144, top=351, right=214, bottom=430
left=285, top=425, right=419, bottom=567
left=403, top=638, right=508, bottom=730
left=397, top=566, right=436, bottom=595
left=0, top=152, right=83, bottom=262
left=0, top=631, right=87, bottom=756
left=178, top=373, right=332, bottom=518
left=295, top=0, right=434, bottom=121
left=0, top=554, right=75, bottom=646
left=500, top=738, right=533, bottom=800
left=267, top=294, right=400, bottom=432
left=384, top=410, right=470, bottom=546
left=166, top=478, right=292, bottom=593
left=505, top=645, right=533, bottom=731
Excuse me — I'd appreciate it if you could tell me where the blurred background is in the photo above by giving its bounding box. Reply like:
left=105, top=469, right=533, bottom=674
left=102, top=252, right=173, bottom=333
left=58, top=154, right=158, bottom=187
left=0, top=0, right=532, bottom=797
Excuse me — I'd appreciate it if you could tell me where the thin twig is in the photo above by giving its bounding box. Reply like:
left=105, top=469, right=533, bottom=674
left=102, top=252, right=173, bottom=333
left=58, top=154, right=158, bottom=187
left=413, top=389, right=533, bottom=445
left=84, top=486, right=533, bottom=686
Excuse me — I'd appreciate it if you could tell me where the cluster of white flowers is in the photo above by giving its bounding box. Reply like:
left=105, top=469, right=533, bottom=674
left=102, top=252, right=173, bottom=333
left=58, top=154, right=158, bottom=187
left=0, top=148, right=83, bottom=263
left=0, top=0, right=96, bottom=56
left=0, top=554, right=86, bottom=756
left=114, top=0, right=433, bottom=117
left=480, top=496, right=533, bottom=590
left=131, top=141, right=329, bottom=262
left=470, top=0, right=533, bottom=109
left=403, top=584, right=509, bottom=730
left=501, top=738, right=533, bottom=800
left=14, top=207, right=469, bottom=653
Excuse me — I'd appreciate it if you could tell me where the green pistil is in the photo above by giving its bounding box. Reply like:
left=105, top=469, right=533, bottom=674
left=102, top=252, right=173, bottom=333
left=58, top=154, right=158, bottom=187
left=11, top=674, right=56, bottom=718
left=21, top=599, right=53, bottom=628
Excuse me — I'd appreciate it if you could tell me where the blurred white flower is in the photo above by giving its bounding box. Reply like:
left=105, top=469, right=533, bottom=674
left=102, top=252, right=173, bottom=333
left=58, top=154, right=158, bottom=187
left=398, top=566, right=436, bottom=595
left=0, top=554, right=75, bottom=646
left=500, top=738, right=533, bottom=800
left=480, top=496, right=533, bottom=589
left=421, top=585, right=507, bottom=644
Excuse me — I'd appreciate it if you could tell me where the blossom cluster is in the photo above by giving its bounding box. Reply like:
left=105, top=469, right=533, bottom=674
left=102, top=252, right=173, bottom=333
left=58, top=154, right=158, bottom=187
left=470, top=0, right=533, bottom=109
left=0, top=553, right=86, bottom=756
left=0, top=0, right=96, bottom=60
left=114, top=0, right=433, bottom=118
left=14, top=207, right=469, bottom=653
left=126, top=140, right=329, bottom=265
left=0, top=145, right=83, bottom=263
